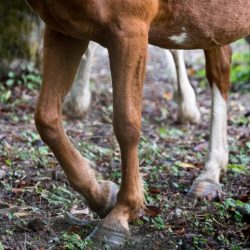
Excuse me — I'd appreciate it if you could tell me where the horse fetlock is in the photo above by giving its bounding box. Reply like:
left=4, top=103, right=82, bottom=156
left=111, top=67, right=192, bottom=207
left=178, top=101, right=201, bottom=124
left=74, top=179, right=117, bottom=219
left=206, top=150, right=228, bottom=172
left=116, top=192, right=144, bottom=221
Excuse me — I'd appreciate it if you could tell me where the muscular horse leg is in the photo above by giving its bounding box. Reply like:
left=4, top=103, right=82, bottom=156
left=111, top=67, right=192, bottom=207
left=35, top=26, right=117, bottom=217
left=88, top=22, right=149, bottom=247
left=190, top=45, right=232, bottom=199
left=63, top=42, right=97, bottom=118
left=170, top=50, right=201, bottom=124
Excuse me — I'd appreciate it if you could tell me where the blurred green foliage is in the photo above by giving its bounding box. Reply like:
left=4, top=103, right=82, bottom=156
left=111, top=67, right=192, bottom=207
left=193, top=39, right=250, bottom=89
left=0, top=1, right=37, bottom=68
left=231, top=50, right=250, bottom=85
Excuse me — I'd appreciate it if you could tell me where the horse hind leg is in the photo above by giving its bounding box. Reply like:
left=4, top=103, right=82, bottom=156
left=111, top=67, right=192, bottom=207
left=169, top=49, right=201, bottom=124
left=189, top=45, right=232, bottom=199
left=62, top=42, right=97, bottom=118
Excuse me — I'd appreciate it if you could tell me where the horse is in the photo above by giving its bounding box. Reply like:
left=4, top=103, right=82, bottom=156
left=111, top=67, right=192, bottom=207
left=25, top=0, right=250, bottom=246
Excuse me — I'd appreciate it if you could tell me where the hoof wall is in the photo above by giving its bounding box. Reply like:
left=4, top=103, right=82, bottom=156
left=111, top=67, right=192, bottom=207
left=98, top=181, right=119, bottom=218
left=188, top=179, right=222, bottom=200
left=87, top=225, right=129, bottom=248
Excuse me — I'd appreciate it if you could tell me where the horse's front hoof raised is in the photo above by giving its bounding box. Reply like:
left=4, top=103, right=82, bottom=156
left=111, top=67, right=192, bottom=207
left=98, top=181, right=119, bottom=218
left=87, top=224, right=130, bottom=249
left=188, top=179, right=222, bottom=200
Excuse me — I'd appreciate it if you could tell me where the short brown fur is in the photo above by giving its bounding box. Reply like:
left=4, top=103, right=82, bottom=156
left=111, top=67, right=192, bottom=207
left=25, top=0, right=250, bottom=243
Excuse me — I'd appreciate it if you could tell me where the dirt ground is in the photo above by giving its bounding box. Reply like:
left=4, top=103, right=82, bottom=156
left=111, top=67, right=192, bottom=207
left=0, top=42, right=249, bottom=250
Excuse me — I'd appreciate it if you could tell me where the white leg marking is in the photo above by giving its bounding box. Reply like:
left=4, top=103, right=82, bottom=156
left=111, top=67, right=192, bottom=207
left=164, top=50, right=177, bottom=91
left=63, top=43, right=96, bottom=118
left=197, top=84, right=228, bottom=183
left=171, top=50, right=201, bottom=124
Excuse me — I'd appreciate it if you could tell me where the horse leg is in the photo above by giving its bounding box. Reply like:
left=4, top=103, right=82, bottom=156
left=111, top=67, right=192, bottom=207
left=35, top=26, right=118, bottom=217
left=170, top=50, right=201, bottom=124
left=190, top=45, right=232, bottom=199
left=62, top=42, right=97, bottom=118
left=88, top=21, right=149, bottom=247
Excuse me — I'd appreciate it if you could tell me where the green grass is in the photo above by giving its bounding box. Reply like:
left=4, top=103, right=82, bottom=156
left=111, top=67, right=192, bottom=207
left=194, top=40, right=250, bottom=88
left=231, top=50, right=250, bottom=85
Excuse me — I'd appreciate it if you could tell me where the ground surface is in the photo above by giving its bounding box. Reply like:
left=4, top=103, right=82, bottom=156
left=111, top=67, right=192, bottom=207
left=0, top=42, right=249, bottom=250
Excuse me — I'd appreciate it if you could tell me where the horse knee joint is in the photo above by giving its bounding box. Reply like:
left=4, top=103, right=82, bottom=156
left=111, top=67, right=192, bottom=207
left=115, top=120, right=141, bottom=145
left=35, top=110, right=60, bottom=143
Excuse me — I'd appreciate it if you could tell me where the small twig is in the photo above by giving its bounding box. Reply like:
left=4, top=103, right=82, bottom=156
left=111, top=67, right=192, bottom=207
left=212, top=217, right=227, bottom=228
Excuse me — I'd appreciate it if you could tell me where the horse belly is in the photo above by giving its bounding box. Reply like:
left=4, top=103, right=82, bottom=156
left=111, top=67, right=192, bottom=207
left=26, top=0, right=107, bottom=41
left=150, top=0, right=250, bottom=49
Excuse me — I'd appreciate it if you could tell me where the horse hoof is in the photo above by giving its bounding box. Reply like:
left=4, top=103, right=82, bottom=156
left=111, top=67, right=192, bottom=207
left=188, top=179, right=222, bottom=200
left=87, top=224, right=129, bottom=248
left=98, top=181, right=119, bottom=218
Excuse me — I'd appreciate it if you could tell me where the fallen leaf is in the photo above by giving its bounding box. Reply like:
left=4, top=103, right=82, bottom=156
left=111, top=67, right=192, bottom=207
left=163, top=92, right=173, bottom=101
left=14, top=212, right=30, bottom=218
left=143, top=206, right=162, bottom=217
left=176, top=162, right=196, bottom=169
left=148, top=186, right=161, bottom=194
